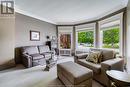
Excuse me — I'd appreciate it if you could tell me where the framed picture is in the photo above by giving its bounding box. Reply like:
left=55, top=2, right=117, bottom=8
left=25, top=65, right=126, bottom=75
left=60, top=34, right=71, bottom=49
left=30, top=31, right=40, bottom=41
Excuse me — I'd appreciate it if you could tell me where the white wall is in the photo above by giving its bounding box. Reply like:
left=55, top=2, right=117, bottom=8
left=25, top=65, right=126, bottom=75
left=0, top=15, right=15, bottom=69
left=15, top=13, right=56, bottom=47
left=127, top=0, right=130, bottom=73
left=15, top=13, right=56, bottom=64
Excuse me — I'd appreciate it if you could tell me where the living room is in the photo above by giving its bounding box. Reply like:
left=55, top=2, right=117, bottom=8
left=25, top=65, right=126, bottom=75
left=0, top=0, right=130, bottom=87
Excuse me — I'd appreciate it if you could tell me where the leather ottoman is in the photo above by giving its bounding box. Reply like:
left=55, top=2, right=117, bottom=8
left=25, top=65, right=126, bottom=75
left=57, top=61, right=93, bottom=87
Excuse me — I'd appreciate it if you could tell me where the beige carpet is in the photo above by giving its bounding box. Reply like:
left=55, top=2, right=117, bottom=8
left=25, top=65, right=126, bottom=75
left=0, top=56, right=103, bottom=87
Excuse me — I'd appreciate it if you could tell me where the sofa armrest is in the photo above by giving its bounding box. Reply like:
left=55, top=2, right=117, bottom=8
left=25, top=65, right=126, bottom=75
left=46, top=51, right=54, bottom=54
left=74, top=53, right=88, bottom=62
left=23, top=53, right=32, bottom=59
left=22, top=53, right=32, bottom=68
left=101, top=58, right=124, bottom=71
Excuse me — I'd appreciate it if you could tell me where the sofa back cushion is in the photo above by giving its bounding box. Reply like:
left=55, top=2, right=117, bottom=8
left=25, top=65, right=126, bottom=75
left=22, top=46, right=39, bottom=55
left=38, top=45, right=50, bottom=54
left=90, top=48, right=101, bottom=52
left=101, top=49, right=115, bottom=61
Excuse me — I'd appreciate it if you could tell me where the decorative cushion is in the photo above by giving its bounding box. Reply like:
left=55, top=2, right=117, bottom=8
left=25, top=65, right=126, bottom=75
left=96, top=51, right=103, bottom=63
left=86, top=51, right=102, bottom=64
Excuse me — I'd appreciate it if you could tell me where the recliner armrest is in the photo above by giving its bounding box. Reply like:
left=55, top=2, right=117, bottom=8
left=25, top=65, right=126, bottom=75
left=22, top=53, right=32, bottom=68
left=46, top=51, right=54, bottom=54
left=101, top=58, right=124, bottom=71
left=74, top=53, right=88, bottom=62
left=23, top=53, right=32, bottom=59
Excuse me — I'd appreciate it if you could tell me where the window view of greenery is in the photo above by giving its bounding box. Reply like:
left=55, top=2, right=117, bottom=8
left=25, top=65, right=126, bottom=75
left=78, top=31, right=94, bottom=48
left=102, top=27, right=119, bottom=49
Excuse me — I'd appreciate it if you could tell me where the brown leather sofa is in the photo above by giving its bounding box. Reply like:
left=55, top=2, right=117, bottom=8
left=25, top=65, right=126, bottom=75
left=21, top=45, right=53, bottom=68
left=74, top=48, right=124, bottom=87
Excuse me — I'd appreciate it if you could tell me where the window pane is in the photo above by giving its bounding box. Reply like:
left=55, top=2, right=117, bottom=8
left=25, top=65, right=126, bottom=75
left=78, top=31, right=94, bottom=48
left=102, top=27, right=119, bottom=53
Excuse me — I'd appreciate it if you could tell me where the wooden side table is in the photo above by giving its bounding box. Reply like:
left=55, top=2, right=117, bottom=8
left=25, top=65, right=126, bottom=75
left=106, top=70, right=130, bottom=87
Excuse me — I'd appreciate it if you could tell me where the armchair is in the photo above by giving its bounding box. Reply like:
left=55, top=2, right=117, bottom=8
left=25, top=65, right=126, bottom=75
left=74, top=48, right=124, bottom=87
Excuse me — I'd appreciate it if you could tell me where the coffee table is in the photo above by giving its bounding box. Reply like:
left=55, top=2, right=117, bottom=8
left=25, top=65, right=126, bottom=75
left=106, top=70, right=130, bottom=87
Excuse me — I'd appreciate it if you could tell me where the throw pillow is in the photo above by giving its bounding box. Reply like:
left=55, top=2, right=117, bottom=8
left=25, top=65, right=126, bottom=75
left=91, top=50, right=103, bottom=63
left=86, top=51, right=102, bottom=64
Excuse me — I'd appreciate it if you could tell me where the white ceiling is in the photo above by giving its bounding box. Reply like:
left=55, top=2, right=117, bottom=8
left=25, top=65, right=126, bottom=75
left=15, top=0, right=128, bottom=25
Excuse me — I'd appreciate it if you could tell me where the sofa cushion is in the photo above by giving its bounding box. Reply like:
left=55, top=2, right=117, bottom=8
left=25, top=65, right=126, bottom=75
left=33, top=58, right=46, bottom=66
left=22, top=46, right=39, bottom=55
left=90, top=49, right=103, bottom=62
left=57, top=61, right=93, bottom=85
left=102, top=49, right=115, bottom=61
left=30, top=54, right=44, bottom=60
left=86, top=51, right=102, bottom=64
left=41, top=52, right=52, bottom=59
left=78, top=59, right=101, bottom=74
left=38, top=45, right=50, bottom=54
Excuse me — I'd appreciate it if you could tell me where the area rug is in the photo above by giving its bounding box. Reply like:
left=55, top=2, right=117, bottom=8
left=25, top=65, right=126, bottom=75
left=0, top=57, right=103, bottom=87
